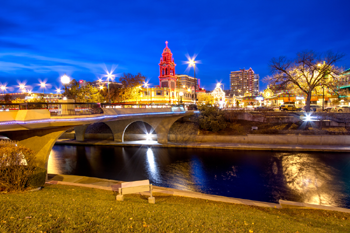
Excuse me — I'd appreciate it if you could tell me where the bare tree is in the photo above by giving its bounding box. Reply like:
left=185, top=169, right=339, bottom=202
left=266, top=51, right=344, bottom=111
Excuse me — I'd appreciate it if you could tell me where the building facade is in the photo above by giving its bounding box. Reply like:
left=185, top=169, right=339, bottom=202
left=230, top=68, right=259, bottom=96
left=120, top=41, right=202, bottom=105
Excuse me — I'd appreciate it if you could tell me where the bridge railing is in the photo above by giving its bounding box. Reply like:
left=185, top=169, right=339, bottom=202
left=101, top=103, right=185, bottom=112
left=0, top=102, right=186, bottom=115
left=0, top=103, right=103, bottom=116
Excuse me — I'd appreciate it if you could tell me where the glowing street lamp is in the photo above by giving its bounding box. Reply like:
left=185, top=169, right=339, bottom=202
left=60, top=74, right=71, bottom=97
left=40, top=81, right=47, bottom=94
left=0, top=85, right=7, bottom=94
left=143, top=82, right=149, bottom=104
left=104, top=71, right=115, bottom=103
left=56, top=88, right=62, bottom=98
left=99, top=85, right=104, bottom=90
left=179, top=91, right=183, bottom=104
left=187, top=57, right=198, bottom=102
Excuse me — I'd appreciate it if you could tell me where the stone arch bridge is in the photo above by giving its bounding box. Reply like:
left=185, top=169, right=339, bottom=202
left=0, top=107, right=196, bottom=171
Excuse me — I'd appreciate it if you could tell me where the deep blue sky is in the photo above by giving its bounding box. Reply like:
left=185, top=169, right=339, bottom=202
left=1, top=0, right=350, bottom=93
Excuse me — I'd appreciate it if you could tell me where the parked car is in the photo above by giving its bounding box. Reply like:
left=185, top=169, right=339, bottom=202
left=254, top=106, right=273, bottom=111
left=303, top=105, right=321, bottom=112
left=336, top=105, right=350, bottom=113
left=325, top=106, right=335, bottom=112
left=280, top=104, right=297, bottom=111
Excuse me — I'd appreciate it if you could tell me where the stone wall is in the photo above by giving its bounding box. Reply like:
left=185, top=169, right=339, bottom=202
left=168, top=134, right=350, bottom=146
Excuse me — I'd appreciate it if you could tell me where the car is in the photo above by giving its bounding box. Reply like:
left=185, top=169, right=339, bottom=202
left=303, top=105, right=321, bottom=112
left=336, top=105, right=350, bottom=113
left=280, top=104, right=297, bottom=111
left=254, top=106, right=272, bottom=111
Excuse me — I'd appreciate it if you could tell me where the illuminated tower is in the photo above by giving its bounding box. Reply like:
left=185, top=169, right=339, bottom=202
left=159, top=41, right=176, bottom=89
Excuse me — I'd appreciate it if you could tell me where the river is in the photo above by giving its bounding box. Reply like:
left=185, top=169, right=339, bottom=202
left=48, top=145, right=350, bottom=208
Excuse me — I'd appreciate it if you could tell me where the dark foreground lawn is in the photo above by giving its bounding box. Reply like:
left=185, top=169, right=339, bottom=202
left=0, top=185, right=349, bottom=232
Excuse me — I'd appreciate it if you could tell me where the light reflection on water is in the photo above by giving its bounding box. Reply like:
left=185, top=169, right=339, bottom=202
left=48, top=145, right=350, bottom=208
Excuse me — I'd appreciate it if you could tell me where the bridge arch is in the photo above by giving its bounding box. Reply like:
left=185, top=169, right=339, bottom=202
left=105, top=114, right=187, bottom=144
left=123, top=121, right=157, bottom=141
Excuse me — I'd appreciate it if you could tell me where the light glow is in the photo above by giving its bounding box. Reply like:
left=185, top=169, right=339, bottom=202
left=60, top=74, right=71, bottom=85
left=146, top=133, right=153, bottom=141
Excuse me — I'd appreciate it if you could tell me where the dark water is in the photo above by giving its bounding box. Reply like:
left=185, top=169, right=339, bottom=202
left=48, top=145, right=350, bottom=208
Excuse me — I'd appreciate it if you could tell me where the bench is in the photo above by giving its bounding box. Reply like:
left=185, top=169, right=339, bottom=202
left=111, top=180, right=155, bottom=204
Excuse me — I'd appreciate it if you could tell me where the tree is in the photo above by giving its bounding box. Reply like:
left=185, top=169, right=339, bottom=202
left=64, top=79, right=80, bottom=101
left=197, top=93, right=214, bottom=105
left=4, top=94, right=12, bottom=103
left=198, top=105, right=227, bottom=132
left=266, top=51, right=344, bottom=111
left=118, top=73, right=146, bottom=102
left=76, top=84, right=104, bottom=103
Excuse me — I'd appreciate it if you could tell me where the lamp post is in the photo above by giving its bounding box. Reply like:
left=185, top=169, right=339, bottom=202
left=60, top=74, right=71, bottom=97
left=105, top=71, right=115, bottom=103
left=0, top=85, right=6, bottom=94
left=144, top=82, right=149, bottom=104
left=40, top=82, right=47, bottom=94
left=179, top=91, right=183, bottom=104
left=56, top=88, right=62, bottom=99
left=187, top=58, right=197, bottom=103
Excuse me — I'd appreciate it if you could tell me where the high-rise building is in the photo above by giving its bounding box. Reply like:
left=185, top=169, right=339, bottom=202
left=230, top=68, right=259, bottom=96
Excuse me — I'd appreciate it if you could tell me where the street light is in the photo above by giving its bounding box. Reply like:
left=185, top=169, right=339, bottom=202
left=143, top=82, right=149, bottom=104
left=0, top=85, right=6, bottom=94
left=60, top=74, right=71, bottom=97
left=40, top=81, right=47, bottom=94
left=104, top=71, right=115, bottom=103
left=187, top=57, right=197, bottom=103
left=179, top=91, right=183, bottom=104
left=56, top=88, right=62, bottom=98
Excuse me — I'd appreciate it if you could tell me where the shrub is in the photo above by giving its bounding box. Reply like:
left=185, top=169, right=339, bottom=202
left=0, top=140, right=42, bottom=192
left=198, top=105, right=227, bottom=132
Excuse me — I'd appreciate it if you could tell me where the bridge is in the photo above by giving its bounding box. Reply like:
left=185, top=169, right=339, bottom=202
left=0, top=103, right=197, bottom=170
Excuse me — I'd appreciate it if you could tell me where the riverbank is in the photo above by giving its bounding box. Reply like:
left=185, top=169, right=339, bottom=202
left=56, top=139, right=350, bottom=152
left=1, top=177, right=349, bottom=232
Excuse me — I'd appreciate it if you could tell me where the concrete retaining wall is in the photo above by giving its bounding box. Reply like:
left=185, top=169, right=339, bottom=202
left=60, top=132, right=350, bottom=146
left=59, top=133, right=157, bottom=141
left=168, top=134, right=350, bottom=146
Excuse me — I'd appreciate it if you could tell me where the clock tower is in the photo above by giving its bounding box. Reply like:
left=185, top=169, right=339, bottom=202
left=159, top=41, right=176, bottom=89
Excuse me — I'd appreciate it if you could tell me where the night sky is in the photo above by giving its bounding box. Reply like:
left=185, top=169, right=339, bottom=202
left=1, top=0, right=350, bottom=93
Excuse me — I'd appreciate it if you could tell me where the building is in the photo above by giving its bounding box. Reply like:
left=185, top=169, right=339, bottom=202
left=230, top=68, right=259, bottom=96
left=119, top=41, right=200, bottom=105
left=175, top=74, right=199, bottom=100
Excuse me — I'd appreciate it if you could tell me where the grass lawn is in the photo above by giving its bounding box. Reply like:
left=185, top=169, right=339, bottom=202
left=0, top=185, right=349, bottom=232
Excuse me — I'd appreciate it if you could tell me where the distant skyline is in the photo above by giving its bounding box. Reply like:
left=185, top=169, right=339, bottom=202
left=1, top=0, right=350, bottom=93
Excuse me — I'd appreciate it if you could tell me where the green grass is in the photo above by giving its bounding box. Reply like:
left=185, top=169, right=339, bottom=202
left=0, top=185, right=349, bottom=232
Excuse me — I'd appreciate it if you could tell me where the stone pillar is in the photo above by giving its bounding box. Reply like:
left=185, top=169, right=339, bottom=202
left=3, top=127, right=72, bottom=170
left=74, top=125, right=89, bottom=142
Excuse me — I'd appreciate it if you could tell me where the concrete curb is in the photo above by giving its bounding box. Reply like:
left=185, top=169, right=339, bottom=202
left=279, top=200, right=350, bottom=214
left=56, top=139, right=350, bottom=153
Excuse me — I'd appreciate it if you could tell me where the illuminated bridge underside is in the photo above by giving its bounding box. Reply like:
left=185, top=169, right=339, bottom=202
left=0, top=108, right=195, bottom=170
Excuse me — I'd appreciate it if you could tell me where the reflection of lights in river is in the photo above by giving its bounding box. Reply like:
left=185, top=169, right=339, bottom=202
left=146, top=148, right=160, bottom=182
left=281, top=153, right=343, bottom=206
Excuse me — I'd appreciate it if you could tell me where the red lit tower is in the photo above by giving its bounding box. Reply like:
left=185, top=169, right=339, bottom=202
left=159, top=41, right=176, bottom=90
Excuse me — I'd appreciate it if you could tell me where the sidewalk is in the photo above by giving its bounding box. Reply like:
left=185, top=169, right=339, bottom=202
left=47, top=174, right=350, bottom=213
left=56, top=139, right=350, bottom=152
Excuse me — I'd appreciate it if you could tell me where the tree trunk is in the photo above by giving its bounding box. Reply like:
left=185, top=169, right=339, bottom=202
left=305, top=92, right=312, bottom=112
